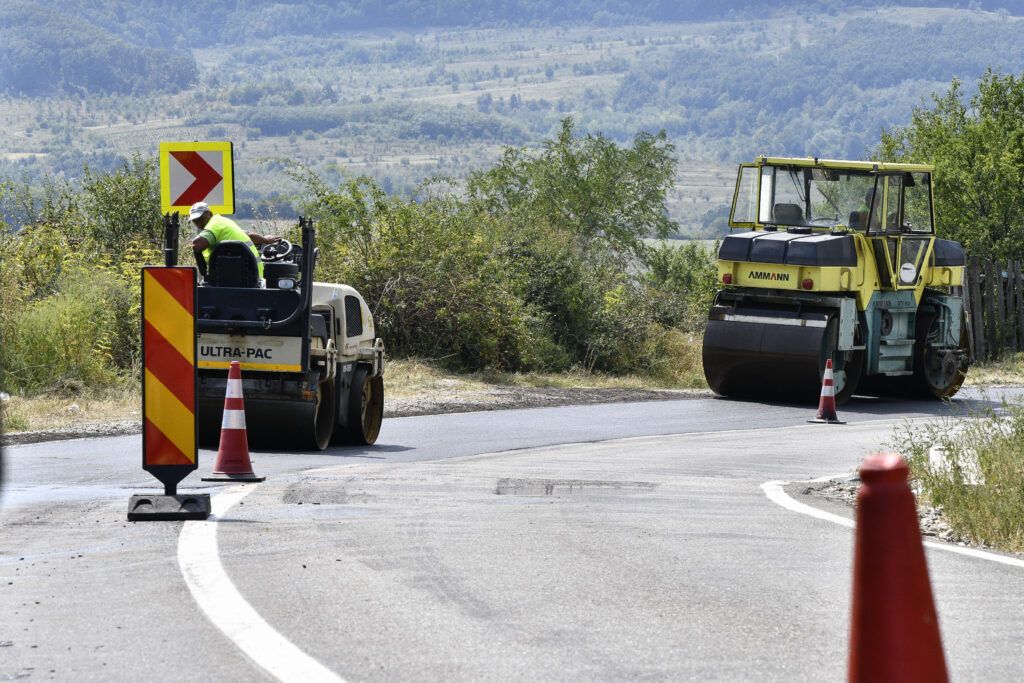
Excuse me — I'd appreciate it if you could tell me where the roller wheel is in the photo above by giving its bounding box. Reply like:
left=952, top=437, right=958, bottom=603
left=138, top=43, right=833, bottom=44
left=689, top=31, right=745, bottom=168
left=342, top=365, right=383, bottom=445
left=821, top=318, right=863, bottom=405
left=913, top=314, right=968, bottom=400
left=306, top=378, right=336, bottom=450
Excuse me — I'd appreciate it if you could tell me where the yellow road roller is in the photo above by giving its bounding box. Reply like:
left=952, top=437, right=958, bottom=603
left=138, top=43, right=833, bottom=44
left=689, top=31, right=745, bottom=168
left=703, top=156, right=970, bottom=402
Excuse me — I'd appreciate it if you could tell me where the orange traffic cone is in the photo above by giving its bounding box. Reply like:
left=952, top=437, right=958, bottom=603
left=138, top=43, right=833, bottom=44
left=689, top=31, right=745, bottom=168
left=849, top=453, right=948, bottom=682
left=202, top=361, right=266, bottom=483
left=809, top=358, right=845, bottom=424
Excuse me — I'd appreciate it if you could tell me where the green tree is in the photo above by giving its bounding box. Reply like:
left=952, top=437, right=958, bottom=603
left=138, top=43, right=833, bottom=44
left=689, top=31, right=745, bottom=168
left=879, top=70, right=1024, bottom=259
left=80, top=154, right=163, bottom=256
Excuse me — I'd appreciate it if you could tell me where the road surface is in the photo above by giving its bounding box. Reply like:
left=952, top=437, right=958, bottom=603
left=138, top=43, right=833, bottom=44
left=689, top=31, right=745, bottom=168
left=3, top=390, right=1023, bottom=681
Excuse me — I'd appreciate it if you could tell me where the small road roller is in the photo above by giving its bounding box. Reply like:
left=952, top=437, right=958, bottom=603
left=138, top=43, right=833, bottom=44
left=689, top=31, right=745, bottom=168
left=163, top=217, right=385, bottom=449
left=703, top=156, right=970, bottom=403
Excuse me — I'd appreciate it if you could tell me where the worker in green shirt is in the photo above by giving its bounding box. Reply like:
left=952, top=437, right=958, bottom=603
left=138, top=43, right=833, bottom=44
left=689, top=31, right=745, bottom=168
left=189, top=201, right=281, bottom=284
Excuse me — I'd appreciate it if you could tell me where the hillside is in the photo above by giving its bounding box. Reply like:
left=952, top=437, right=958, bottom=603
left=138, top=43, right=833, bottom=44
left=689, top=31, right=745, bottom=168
left=3, top=3, right=1024, bottom=236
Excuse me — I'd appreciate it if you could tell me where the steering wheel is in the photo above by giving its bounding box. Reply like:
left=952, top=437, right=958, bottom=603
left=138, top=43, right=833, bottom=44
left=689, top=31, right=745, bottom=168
left=260, top=239, right=293, bottom=262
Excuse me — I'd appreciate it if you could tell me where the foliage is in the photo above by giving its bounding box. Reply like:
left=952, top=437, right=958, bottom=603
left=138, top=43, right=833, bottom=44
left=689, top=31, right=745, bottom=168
left=646, top=241, right=720, bottom=330
left=8, top=8, right=1024, bottom=239
left=293, top=119, right=714, bottom=375
left=2, top=120, right=714, bottom=394
left=20, top=1, right=1022, bottom=45
left=2, top=268, right=126, bottom=393
left=891, top=402, right=1024, bottom=552
left=216, top=103, right=529, bottom=143
left=879, top=70, right=1024, bottom=260
left=0, top=159, right=162, bottom=394
left=0, top=2, right=197, bottom=96
left=80, top=155, right=164, bottom=254
left=295, top=170, right=552, bottom=370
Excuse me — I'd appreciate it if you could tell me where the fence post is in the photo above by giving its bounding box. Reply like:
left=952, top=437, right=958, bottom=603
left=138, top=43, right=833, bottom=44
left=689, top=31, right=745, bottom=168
left=968, top=256, right=986, bottom=360
left=1006, top=260, right=1019, bottom=353
left=985, top=259, right=998, bottom=360
left=1016, top=261, right=1024, bottom=355
left=997, top=259, right=1007, bottom=354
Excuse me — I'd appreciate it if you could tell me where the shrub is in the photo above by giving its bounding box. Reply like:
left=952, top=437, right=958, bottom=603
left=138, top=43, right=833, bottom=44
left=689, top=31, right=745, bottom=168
left=2, top=269, right=128, bottom=393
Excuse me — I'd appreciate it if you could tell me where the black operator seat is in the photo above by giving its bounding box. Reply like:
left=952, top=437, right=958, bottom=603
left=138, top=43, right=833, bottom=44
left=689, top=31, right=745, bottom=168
left=207, top=241, right=260, bottom=288
left=773, top=203, right=804, bottom=225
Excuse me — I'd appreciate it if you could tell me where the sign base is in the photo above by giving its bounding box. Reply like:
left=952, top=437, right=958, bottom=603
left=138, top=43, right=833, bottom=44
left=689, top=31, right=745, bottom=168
left=201, top=473, right=266, bottom=482
left=127, top=493, right=211, bottom=521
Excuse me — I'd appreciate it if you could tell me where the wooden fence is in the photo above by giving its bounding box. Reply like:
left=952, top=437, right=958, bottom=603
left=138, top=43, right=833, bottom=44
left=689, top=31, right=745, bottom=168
left=963, top=256, right=1024, bottom=361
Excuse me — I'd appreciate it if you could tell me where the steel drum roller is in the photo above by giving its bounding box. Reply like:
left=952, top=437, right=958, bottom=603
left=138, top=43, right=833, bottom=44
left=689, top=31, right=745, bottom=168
left=198, top=396, right=321, bottom=450
left=703, top=303, right=831, bottom=402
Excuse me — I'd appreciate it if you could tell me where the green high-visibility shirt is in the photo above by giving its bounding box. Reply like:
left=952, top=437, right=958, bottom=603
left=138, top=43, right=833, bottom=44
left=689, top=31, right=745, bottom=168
left=198, top=215, right=263, bottom=277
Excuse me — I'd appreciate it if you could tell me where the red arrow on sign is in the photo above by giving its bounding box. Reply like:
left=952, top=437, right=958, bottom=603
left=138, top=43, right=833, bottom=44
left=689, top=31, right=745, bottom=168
left=170, top=151, right=222, bottom=205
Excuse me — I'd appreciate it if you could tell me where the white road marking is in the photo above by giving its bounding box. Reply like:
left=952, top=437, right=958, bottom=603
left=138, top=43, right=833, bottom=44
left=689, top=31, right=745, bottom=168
left=762, top=478, right=1024, bottom=569
left=178, top=485, right=346, bottom=683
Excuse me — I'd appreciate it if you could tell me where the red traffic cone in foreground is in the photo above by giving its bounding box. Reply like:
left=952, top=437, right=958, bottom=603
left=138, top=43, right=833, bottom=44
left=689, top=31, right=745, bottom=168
left=809, top=358, right=845, bottom=424
left=848, top=453, right=948, bottom=683
left=202, top=361, right=265, bottom=483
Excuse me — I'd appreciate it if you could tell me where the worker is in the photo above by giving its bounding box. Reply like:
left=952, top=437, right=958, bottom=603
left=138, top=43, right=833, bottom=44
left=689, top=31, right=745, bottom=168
left=189, top=201, right=281, bottom=284
left=859, top=188, right=880, bottom=231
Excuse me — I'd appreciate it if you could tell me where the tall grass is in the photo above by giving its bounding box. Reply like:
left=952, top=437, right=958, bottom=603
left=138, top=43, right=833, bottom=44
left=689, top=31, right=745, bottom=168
left=891, top=403, right=1024, bottom=552
left=1, top=270, right=133, bottom=393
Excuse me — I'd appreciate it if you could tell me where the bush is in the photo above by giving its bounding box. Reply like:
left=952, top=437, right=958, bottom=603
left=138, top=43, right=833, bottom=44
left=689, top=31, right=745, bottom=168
left=0, top=161, right=162, bottom=396
left=2, top=269, right=128, bottom=393
left=291, top=118, right=713, bottom=377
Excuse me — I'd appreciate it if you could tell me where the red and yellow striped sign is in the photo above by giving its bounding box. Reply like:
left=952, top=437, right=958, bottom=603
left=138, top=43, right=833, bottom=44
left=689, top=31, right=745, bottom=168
left=142, top=267, right=197, bottom=470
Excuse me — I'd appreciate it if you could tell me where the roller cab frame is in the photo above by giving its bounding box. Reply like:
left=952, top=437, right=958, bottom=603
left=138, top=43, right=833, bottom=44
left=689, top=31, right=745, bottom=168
left=704, top=156, right=970, bottom=403
left=163, top=216, right=385, bottom=450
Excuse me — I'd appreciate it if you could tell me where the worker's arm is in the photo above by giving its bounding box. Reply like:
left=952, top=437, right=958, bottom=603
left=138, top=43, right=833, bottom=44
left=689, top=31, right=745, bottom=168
left=192, top=235, right=210, bottom=278
left=248, top=232, right=282, bottom=246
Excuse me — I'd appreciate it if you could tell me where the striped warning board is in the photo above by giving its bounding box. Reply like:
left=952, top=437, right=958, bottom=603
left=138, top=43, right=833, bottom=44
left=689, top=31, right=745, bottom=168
left=141, top=267, right=198, bottom=488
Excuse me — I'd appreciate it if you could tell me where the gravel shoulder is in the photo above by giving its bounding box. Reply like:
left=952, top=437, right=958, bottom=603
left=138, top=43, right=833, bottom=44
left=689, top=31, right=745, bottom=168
left=1, top=385, right=710, bottom=446
left=793, top=478, right=1021, bottom=556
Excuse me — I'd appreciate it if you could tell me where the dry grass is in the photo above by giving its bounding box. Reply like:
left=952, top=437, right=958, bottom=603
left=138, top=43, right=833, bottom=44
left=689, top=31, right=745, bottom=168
left=2, top=355, right=707, bottom=434
left=965, top=353, right=1024, bottom=386
left=892, top=403, right=1024, bottom=553
left=2, top=387, right=140, bottom=433
left=385, top=357, right=700, bottom=399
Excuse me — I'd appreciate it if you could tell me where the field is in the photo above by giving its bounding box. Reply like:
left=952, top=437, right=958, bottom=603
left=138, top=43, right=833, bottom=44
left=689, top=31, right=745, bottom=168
left=6, top=6, right=1021, bottom=237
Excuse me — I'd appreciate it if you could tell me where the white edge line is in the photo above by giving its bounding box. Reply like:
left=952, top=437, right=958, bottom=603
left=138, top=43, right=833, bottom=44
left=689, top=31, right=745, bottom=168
left=762, top=479, right=1024, bottom=570
left=178, top=485, right=346, bottom=683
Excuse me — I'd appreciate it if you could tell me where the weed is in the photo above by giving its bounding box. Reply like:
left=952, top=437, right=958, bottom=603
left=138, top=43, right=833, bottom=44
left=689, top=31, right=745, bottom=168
left=891, top=400, right=1024, bottom=552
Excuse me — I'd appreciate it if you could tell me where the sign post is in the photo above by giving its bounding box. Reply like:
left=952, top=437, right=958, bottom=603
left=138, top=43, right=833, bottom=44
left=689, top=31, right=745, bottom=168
left=128, top=266, right=210, bottom=521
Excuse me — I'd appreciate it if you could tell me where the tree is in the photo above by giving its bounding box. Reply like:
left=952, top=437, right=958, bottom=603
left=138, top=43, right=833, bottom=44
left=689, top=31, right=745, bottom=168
left=879, top=71, right=1024, bottom=260
left=468, top=117, right=678, bottom=260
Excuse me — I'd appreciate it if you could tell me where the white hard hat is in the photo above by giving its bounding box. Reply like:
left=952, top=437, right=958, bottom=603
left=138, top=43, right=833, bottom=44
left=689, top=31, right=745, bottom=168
left=188, top=201, right=211, bottom=220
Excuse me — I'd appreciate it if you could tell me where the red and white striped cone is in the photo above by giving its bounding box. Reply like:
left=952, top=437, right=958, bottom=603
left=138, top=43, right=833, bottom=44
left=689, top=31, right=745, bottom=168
left=809, top=358, right=846, bottom=424
left=202, top=361, right=266, bottom=482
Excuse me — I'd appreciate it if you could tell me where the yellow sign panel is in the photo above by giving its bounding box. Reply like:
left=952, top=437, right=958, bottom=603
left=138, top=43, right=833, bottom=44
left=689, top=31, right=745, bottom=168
left=159, top=141, right=234, bottom=215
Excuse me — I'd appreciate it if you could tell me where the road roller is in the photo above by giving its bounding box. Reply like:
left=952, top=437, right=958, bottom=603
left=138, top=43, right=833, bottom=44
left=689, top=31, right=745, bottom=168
left=703, top=156, right=970, bottom=403
left=163, top=217, right=385, bottom=449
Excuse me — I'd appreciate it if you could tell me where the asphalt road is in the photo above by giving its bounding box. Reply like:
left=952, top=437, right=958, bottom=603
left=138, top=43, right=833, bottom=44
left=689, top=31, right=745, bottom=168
left=3, top=388, right=1023, bottom=681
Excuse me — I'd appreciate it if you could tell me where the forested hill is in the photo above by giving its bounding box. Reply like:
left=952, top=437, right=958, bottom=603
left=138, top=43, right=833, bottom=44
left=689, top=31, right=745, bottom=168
left=32, top=0, right=1024, bottom=42
left=3, top=0, right=1019, bottom=97
left=12, top=1, right=1024, bottom=46
left=0, top=3, right=197, bottom=97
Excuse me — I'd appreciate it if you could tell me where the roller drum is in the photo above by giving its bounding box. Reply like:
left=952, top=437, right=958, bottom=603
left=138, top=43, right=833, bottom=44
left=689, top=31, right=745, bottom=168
left=703, top=303, right=831, bottom=402
left=198, top=396, right=320, bottom=449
